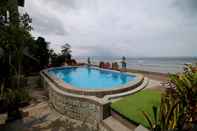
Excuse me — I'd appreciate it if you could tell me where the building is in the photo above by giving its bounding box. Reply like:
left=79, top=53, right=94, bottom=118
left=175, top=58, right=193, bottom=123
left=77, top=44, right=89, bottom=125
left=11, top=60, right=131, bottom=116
left=0, top=0, right=25, bottom=25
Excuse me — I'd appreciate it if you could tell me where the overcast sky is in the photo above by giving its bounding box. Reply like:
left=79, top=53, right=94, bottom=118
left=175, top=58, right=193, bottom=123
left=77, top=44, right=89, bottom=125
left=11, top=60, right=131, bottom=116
left=24, top=0, right=197, bottom=57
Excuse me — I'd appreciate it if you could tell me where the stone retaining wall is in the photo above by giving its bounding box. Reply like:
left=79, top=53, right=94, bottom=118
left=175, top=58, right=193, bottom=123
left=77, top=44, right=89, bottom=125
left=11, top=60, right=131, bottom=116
left=41, top=72, right=111, bottom=126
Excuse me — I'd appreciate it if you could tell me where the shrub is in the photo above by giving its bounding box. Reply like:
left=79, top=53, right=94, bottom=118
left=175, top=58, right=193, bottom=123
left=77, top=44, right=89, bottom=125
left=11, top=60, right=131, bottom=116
left=143, top=64, right=197, bottom=131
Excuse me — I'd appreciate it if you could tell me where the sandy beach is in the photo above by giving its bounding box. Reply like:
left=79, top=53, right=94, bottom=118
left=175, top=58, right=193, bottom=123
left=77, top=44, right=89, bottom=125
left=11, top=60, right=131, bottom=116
left=127, top=68, right=168, bottom=81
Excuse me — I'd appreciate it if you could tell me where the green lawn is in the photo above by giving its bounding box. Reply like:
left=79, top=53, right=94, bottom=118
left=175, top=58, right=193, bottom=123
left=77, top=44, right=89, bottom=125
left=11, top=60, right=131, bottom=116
left=111, top=90, right=161, bottom=128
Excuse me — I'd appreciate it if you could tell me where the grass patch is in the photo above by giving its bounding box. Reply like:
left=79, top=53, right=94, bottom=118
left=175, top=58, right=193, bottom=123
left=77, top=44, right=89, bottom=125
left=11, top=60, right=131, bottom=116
left=111, top=90, right=161, bottom=128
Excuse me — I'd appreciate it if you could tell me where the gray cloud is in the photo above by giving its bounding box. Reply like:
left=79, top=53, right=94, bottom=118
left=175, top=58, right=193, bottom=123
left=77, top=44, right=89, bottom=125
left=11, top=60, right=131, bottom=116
left=25, top=0, right=66, bottom=36
left=32, top=14, right=66, bottom=36
left=173, top=0, right=197, bottom=14
left=24, top=0, right=197, bottom=57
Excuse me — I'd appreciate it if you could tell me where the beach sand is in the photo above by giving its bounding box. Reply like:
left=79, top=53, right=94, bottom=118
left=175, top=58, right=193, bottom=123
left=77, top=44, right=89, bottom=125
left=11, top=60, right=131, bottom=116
left=127, top=68, right=168, bottom=81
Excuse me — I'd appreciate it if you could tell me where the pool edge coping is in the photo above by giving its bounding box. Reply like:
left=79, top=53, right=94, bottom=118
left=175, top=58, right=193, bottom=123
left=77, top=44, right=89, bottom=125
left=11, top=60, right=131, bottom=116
left=41, top=66, right=144, bottom=98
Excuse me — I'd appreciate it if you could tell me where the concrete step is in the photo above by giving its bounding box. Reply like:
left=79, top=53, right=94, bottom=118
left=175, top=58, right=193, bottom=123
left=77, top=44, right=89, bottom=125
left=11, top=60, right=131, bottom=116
left=135, top=125, right=149, bottom=131
left=111, top=110, right=137, bottom=130
left=0, top=113, right=8, bottom=125
left=103, top=116, right=133, bottom=131
left=20, top=102, right=49, bottom=117
left=105, top=77, right=149, bottom=101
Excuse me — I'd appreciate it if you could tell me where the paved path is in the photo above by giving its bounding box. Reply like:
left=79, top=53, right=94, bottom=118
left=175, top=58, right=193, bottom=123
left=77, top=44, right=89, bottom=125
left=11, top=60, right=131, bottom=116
left=103, top=116, right=133, bottom=131
left=145, top=79, right=166, bottom=92
left=0, top=102, right=99, bottom=131
left=0, top=86, right=99, bottom=131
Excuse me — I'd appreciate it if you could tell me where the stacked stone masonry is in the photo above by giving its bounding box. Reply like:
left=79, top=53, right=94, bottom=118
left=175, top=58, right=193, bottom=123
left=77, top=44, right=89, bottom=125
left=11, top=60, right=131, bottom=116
left=41, top=74, right=110, bottom=126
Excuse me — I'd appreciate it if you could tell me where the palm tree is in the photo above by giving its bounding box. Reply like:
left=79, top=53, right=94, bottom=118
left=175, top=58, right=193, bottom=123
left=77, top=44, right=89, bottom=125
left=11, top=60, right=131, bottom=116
left=61, top=43, right=72, bottom=61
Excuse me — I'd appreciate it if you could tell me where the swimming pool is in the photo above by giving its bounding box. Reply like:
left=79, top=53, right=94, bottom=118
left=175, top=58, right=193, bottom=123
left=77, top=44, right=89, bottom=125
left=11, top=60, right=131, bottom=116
left=41, top=66, right=145, bottom=124
left=49, top=67, right=136, bottom=90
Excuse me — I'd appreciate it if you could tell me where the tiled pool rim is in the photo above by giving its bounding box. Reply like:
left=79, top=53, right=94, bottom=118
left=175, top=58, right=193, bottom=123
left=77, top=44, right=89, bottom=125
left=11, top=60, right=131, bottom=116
left=40, top=66, right=145, bottom=125
left=42, top=66, right=144, bottom=97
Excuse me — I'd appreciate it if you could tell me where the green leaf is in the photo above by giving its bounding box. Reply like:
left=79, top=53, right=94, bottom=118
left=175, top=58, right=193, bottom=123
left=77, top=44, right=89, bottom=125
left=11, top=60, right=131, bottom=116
left=180, top=75, right=192, bottom=88
left=165, top=100, right=179, bottom=128
left=142, top=111, right=154, bottom=129
left=152, top=106, right=158, bottom=125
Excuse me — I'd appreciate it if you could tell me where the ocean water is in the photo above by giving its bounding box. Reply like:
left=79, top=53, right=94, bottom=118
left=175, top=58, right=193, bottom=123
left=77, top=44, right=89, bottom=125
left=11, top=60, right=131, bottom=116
left=76, top=57, right=197, bottom=74
left=49, top=67, right=135, bottom=89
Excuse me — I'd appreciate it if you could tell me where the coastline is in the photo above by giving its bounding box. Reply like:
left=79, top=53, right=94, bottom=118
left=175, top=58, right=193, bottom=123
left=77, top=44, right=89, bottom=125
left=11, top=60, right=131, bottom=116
left=84, top=63, right=168, bottom=81
left=76, top=57, right=197, bottom=74
left=126, top=68, right=168, bottom=81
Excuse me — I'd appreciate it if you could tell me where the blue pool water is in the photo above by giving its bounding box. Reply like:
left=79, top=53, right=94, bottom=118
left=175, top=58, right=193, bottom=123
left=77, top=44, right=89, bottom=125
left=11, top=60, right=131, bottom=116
left=49, top=67, right=136, bottom=89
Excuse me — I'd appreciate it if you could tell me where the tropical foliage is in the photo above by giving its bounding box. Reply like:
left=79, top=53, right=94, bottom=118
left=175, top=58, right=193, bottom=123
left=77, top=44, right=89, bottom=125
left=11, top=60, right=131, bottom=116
left=29, top=37, right=50, bottom=70
left=0, top=1, right=49, bottom=115
left=0, top=13, right=32, bottom=114
left=61, top=43, right=72, bottom=61
left=49, top=43, right=73, bottom=66
left=143, top=64, right=197, bottom=131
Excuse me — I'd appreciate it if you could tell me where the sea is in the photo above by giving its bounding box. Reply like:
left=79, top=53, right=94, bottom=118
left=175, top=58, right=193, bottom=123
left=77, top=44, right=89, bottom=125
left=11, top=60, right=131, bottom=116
left=76, top=57, right=197, bottom=74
